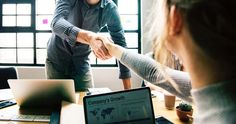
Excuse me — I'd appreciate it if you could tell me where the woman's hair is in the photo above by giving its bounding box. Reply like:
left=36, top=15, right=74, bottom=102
left=167, top=0, right=236, bottom=64
left=144, top=0, right=183, bottom=92
left=146, top=0, right=182, bottom=70
left=151, top=0, right=236, bottom=65
left=153, top=37, right=183, bottom=71
left=147, top=0, right=236, bottom=93
left=146, top=0, right=177, bottom=68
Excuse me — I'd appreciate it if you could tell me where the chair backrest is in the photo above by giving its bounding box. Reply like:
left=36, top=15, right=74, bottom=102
left=0, top=67, right=17, bottom=89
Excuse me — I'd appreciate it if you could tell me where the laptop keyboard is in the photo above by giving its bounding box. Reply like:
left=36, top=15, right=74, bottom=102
left=0, top=114, right=50, bottom=122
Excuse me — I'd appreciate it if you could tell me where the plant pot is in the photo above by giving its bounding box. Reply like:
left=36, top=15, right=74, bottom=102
left=176, top=106, right=193, bottom=122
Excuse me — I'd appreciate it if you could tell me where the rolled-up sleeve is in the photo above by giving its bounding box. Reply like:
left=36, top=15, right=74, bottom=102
left=51, top=0, right=80, bottom=46
left=107, top=6, right=131, bottom=79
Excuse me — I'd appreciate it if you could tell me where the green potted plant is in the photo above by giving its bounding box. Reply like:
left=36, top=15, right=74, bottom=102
left=176, top=102, right=193, bottom=122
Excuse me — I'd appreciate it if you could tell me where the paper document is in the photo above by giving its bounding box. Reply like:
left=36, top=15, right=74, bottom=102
left=0, top=89, right=14, bottom=101
left=87, top=88, right=112, bottom=95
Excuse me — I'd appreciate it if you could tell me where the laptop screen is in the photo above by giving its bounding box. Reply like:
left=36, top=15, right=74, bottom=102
left=83, top=87, right=155, bottom=124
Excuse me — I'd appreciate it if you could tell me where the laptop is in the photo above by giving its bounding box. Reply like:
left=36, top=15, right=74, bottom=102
left=8, top=79, right=76, bottom=108
left=83, top=87, right=156, bottom=124
left=1, top=79, right=76, bottom=122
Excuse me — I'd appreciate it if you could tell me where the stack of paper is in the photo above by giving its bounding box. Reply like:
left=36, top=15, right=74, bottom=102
left=0, top=89, right=14, bottom=101
left=87, top=88, right=112, bottom=95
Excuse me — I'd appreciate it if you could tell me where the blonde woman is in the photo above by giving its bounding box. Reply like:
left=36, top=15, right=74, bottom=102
left=99, top=0, right=236, bottom=123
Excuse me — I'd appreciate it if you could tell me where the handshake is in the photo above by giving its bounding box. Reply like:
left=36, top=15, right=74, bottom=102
left=77, top=29, right=116, bottom=60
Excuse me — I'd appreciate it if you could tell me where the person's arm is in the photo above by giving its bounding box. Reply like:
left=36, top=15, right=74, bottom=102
left=51, top=0, right=110, bottom=59
left=51, top=0, right=80, bottom=45
left=101, top=39, right=192, bottom=102
left=106, top=5, right=131, bottom=89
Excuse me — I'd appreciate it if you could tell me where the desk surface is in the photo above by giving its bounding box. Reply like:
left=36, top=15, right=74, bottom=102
left=0, top=91, right=193, bottom=124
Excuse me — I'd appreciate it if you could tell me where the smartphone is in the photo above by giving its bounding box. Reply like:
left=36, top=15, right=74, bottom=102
left=155, top=116, right=173, bottom=124
left=0, top=100, right=16, bottom=109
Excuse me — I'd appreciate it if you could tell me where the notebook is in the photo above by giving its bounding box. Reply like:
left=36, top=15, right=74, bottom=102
left=83, top=87, right=156, bottom=124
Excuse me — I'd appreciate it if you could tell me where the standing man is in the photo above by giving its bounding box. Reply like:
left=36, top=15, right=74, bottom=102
left=46, top=0, right=131, bottom=91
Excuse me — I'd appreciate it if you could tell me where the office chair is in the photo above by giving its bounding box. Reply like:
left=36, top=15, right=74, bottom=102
left=0, top=67, right=17, bottom=89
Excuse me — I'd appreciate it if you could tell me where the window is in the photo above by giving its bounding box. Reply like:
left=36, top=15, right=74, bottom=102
left=90, top=0, right=141, bottom=66
left=0, top=0, right=53, bottom=65
left=2, top=3, right=31, bottom=27
left=35, top=0, right=55, bottom=65
left=0, top=0, right=141, bottom=66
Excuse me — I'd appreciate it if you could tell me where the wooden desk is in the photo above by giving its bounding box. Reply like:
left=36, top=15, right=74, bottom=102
left=0, top=91, right=193, bottom=124
left=152, top=98, right=193, bottom=124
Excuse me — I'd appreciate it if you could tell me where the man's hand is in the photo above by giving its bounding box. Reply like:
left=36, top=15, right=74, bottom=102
left=77, top=30, right=111, bottom=60
left=98, top=36, right=125, bottom=59
left=91, top=39, right=112, bottom=60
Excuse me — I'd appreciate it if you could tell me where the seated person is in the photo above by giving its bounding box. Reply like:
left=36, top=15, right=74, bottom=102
left=98, top=0, right=236, bottom=123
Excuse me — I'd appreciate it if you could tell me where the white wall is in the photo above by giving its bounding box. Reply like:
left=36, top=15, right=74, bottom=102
left=141, top=0, right=155, bottom=54
left=16, top=67, right=142, bottom=91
